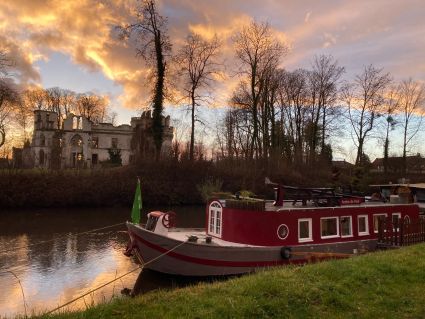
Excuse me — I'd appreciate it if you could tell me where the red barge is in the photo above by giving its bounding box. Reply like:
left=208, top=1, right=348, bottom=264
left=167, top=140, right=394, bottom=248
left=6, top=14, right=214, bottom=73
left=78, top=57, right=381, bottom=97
left=126, top=184, right=420, bottom=276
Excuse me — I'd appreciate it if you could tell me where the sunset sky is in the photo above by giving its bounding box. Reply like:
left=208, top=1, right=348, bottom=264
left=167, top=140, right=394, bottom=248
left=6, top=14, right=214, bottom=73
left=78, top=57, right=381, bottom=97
left=1, top=0, right=424, bottom=159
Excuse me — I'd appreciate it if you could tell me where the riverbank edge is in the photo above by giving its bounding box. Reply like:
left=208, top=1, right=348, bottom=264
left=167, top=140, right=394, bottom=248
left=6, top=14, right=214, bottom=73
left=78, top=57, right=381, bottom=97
left=38, top=244, right=425, bottom=319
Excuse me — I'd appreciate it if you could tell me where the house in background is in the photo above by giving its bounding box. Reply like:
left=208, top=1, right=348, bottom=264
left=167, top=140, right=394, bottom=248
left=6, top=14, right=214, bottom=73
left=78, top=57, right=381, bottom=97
left=15, top=109, right=173, bottom=169
left=371, top=155, right=425, bottom=174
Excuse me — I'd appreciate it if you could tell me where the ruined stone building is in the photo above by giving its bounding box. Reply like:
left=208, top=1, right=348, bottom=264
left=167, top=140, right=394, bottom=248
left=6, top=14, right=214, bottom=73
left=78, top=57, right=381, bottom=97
left=18, top=110, right=173, bottom=169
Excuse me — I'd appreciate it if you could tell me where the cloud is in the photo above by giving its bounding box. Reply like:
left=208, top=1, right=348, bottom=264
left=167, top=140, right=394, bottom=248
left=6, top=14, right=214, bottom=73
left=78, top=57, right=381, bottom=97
left=304, top=11, right=312, bottom=23
left=0, top=0, right=423, bottom=111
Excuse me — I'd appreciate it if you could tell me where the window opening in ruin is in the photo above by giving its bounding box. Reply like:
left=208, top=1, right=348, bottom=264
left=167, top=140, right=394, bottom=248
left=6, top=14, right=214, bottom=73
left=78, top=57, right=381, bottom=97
left=39, top=149, right=45, bottom=165
left=40, top=134, right=45, bottom=147
left=92, top=137, right=99, bottom=148
left=111, top=138, right=118, bottom=148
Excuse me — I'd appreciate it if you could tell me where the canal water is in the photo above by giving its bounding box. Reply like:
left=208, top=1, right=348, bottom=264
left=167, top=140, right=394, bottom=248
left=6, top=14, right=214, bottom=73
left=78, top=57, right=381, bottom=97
left=0, top=206, right=205, bottom=318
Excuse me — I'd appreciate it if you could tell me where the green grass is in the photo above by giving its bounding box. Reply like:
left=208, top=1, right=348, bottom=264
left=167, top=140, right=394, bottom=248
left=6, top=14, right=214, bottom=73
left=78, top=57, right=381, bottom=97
left=39, top=244, right=425, bottom=319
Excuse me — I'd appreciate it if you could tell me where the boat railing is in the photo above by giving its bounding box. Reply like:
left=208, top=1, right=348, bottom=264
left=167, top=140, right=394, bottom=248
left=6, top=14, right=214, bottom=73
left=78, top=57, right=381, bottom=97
left=377, top=217, right=425, bottom=247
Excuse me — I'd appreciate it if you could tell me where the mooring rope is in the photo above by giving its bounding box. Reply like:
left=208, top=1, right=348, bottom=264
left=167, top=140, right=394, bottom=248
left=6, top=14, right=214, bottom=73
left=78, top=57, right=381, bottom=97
left=0, top=222, right=126, bottom=255
left=0, top=270, right=27, bottom=317
left=45, top=239, right=188, bottom=315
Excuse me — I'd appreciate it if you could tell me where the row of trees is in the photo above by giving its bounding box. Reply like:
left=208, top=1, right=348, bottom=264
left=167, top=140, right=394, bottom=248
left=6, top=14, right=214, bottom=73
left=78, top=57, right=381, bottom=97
left=1, top=0, right=424, bottom=174
left=118, top=1, right=425, bottom=173
left=214, top=25, right=424, bottom=174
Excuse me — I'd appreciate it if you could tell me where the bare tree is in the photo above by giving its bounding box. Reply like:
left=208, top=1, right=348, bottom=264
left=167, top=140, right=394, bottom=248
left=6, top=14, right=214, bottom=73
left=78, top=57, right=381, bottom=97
left=0, top=79, right=19, bottom=149
left=380, top=85, right=400, bottom=173
left=119, top=0, right=171, bottom=160
left=342, top=65, right=391, bottom=165
left=23, top=88, right=48, bottom=111
left=397, top=78, right=425, bottom=173
left=277, top=69, right=310, bottom=165
left=174, top=33, right=221, bottom=161
left=307, top=55, right=344, bottom=163
left=14, top=98, right=33, bottom=143
left=0, top=50, right=13, bottom=76
left=233, top=20, right=287, bottom=160
left=44, top=87, right=77, bottom=128
left=76, top=92, right=108, bottom=123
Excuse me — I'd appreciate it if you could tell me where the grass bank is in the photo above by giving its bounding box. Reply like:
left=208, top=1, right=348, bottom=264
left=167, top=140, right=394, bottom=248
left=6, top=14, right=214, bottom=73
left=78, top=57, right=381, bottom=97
left=42, top=244, right=425, bottom=319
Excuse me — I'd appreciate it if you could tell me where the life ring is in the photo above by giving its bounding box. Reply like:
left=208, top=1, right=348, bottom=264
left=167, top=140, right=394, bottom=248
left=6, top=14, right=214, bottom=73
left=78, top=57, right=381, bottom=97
left=162, top=211, right=176, bottom=228
left=280, top=246, right=292, bottom=259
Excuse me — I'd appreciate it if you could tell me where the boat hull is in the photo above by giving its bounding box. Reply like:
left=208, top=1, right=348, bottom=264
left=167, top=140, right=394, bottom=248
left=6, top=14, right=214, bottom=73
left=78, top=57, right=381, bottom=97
left=126, top=223, right=377, bottom=276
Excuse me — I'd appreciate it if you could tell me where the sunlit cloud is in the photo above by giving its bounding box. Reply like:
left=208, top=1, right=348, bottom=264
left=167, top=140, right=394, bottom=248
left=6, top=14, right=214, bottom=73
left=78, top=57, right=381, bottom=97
left=0, top=0, right=423, bottom=112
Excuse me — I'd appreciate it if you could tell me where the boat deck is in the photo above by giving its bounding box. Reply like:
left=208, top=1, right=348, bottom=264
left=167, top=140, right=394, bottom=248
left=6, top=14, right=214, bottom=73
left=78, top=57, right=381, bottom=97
left=168, top=228, right=259, bottom=247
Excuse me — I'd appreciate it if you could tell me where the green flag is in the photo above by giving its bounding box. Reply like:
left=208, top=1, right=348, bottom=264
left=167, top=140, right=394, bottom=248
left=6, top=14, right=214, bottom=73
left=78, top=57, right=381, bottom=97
left=131, top=179, right=142, bottom=224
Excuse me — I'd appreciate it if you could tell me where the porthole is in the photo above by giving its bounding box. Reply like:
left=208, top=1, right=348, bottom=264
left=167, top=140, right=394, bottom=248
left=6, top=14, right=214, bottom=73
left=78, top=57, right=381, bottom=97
left=277, top=224, right=289, bottom=240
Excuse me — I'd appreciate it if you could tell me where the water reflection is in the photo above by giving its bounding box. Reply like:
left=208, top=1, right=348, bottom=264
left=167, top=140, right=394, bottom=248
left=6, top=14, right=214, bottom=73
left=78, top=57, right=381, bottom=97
left=0, top=205, right=204, bottom=318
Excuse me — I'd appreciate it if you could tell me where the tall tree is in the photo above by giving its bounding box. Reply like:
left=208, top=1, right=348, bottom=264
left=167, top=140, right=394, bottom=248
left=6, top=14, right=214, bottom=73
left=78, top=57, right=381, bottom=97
left=23, top=88, right=48, bottom=111
left=0, top=51, right=19, bottom=149
left=174, top=33, right=221, bottom=161
left=307, top=55, right=344, bottom=163
left=233, top=20, right=287, bottom=160
left=342, top=65, right=391, bottom=165
left=0, top=79, right=19, bottom=149
left=120, top=0, right=171, bottom=160
left=398, top=78, right=425, bottom=173
left=381, top=85, right=400, bottom=173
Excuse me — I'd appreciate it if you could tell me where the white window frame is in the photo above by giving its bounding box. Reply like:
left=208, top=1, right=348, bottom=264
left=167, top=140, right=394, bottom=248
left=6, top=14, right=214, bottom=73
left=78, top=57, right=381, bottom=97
left=373, top=214, right=387, bottom=233
left=208, top=201, right=222, bottom=238
left=340, top=216, right=353, bottom=238
left=392, top=212, right=401, bottom=223
left=358, top=215, right=369, bottom=236
left=392, top=212, right=402, bottom=231
left=298, top=218, right=313, bottom=243
left=320, top=217, right=339, bottom=239
left=404, top=215, right=411, bottom=224
left=277, top=224, right=289, bottom=240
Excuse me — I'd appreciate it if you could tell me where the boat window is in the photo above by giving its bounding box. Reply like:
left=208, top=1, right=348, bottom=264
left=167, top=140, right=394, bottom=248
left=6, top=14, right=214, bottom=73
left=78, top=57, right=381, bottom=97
left=358, top=215, right=369, bottom=236
left=321, top=217, right=339, bottom=238
left=404, top=215, right=411, bottom=224
left=146, top=216, right=158, bottom=231
left=373, top=214, right=387, bottom=233
left=392, top=213, right=401, bottom=225
left=209, top=201, right=222, bottom=237
left=392, top=213, right=401, bottom=231
left=277, top=224, right=289, bottom=240
left=298, top=218, right=312, bottom=242
left=340, top=216, right=352, bottom=237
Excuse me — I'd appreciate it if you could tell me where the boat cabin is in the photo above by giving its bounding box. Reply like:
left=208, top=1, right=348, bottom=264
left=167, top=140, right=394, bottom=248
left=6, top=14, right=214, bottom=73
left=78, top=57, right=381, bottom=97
left=205, top=186, right=420, bottom=248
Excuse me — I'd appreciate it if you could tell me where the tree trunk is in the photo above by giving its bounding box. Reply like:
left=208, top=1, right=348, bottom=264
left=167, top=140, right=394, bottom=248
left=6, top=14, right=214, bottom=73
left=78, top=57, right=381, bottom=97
left=0, top=128, right=5, bottom=148
left=152, top=31, right=165, bottom=161
left=189, top=90, right=195, bottom=161
left=355, top=138, right=364, bottom=166
left=383, top=121, right=390, bottom=174
left=403, top=119, right=408, bottom=175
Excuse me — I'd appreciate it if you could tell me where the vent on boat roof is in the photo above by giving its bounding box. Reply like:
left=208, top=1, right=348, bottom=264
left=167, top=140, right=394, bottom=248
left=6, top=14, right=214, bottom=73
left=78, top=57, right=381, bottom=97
left=226, top=199, right=265, bottom=211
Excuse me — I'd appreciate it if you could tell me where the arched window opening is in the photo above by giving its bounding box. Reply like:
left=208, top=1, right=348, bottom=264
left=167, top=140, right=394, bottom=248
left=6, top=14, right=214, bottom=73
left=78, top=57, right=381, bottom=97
left=39, top=149, right=45, bottom=165
left=40, top=134, right=45, bottom=147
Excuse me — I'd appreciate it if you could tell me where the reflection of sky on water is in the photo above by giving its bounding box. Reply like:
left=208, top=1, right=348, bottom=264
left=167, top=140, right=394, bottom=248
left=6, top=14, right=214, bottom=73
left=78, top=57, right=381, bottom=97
left=0, top=207, right=140, bottom=318
left=0, top=205, right=204, bottom=318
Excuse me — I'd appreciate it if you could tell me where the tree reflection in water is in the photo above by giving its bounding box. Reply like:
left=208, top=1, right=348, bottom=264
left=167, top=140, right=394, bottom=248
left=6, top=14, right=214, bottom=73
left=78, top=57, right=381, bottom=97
left=0, top=205, right=204, bottom=318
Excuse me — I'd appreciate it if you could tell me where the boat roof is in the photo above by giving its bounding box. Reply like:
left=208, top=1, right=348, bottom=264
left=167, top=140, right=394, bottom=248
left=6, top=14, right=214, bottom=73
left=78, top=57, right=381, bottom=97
left=229, top=200, right=416, bottom=212
left=370, top=183, right=425, bottom=189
